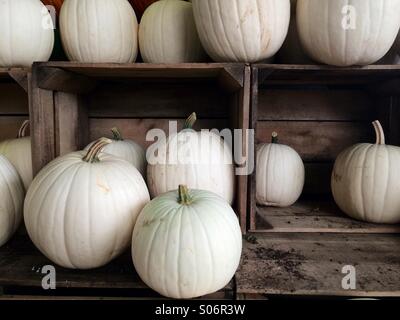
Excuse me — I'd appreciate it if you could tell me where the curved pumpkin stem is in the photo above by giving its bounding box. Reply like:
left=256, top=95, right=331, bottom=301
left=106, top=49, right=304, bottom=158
left=18, top=120, right=30, bottom=138
left=372, top=120, right=385, bottom=145
left=271, top=132, right=278, bottom=144
left=178, top=185, right=192, bottom=205
left=83, top=138, right=112, bottom=163
left=184, top=112, right=197, bottom=130
left=111, top=127, right=123, bottom=141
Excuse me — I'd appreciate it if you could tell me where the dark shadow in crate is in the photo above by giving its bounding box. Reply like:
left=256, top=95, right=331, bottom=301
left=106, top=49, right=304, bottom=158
left=0, top=68, right=30, bottom=140
left=30, top=62, right=250, bottom=234
left=249, top=64, right=400, bottom=233
left=0, top=236, right=233, bottom=300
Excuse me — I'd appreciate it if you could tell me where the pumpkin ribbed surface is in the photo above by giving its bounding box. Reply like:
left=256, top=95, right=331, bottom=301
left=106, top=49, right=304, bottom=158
left=132, top=187, right=242, bottom=299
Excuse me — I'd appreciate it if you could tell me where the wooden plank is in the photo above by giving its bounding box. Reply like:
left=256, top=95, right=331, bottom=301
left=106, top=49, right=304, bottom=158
left=0, top=117, right=29, bottom=141
left=88, top=82, right=229, bottom=119
left=8, top=69, right=29, bottom=92
left=0, top=236, right=233, bottom=297
left=29, top=72, right=55, bottom=175
left=254, top=200, right=400, bottom=233
left=258, top=89, right=376, bottom=121
left=256, top=122, right=373, bottom=161
left=0, top=83, right=29, bottom=115
left=237, top=233, right=400, bottom=297
left=89, top=118, right=230, bottom=149
left=55, top=93, right=89, bottom=156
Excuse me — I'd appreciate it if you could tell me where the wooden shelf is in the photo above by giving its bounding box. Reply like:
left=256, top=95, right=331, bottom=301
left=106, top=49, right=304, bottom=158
left=237, top=232, right=400, bottom=297
left=0, top=235, right=233, bottom=299
left=254, top=200, right=400, bottom=234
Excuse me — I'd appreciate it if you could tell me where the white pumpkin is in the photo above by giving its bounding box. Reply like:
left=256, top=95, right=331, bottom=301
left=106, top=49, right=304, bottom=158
left=191, top=0, right=290, bottom=62
left=132, top=185, right=242, bottom=299
left=0, top=121, right=33, bottom=191
left=139, top=0, right=205, bottom=63
left=378, top=31, right=400, bottom=64
left=0, top=156, right=24, bottom=247
left=147, top=113, right=235, bottom=204
left=24, top=138, right=150, bottom=269
left=297, top=0, right=400, bottom=66
left=256, top=132, right=305, bottom=207
left=0, top=0, right=54, bottom=67
left=60, top=0, right=139, bottom=63
left=86, top=128, right=146, bottom=176
left=332, top=121, right=400, bottom=224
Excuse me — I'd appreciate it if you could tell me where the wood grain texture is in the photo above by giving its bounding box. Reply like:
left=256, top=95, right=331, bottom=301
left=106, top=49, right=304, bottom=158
left=238, top=233, right=400, bottom=296
left=254, top=200, right=400, bottom=233
left=256, top=122, right=374, bottom=161
left=0, top=117, right=29, bottom=141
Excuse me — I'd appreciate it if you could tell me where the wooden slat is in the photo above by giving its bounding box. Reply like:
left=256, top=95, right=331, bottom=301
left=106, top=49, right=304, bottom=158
left=8, top=69, right=29, bottom=92
left=0, top=236, right=233, bottom=298
left=254, top=200, right=400, bottom=233
left=89, top=118, right=230, bottom=149
left=0, top=117, right=29, bottom=141
left=256, top=121, right=373, bottom=161
left=258, top=89, right=376, bottom=121
left=0, top=83, right=29, bottom=115
left=237, top=233, right=400, bottom=297
left=88, top=82, right=229, bottom=118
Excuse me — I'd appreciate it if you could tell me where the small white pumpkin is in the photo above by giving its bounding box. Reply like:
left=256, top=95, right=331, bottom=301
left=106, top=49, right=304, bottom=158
left=60, top=0, right=139, bottom=63
left=147, top=113, right=235, bottom=204
left=0, top=0, right=54, bottom=67
left=0, top=121, right=33, bottom=191
left=24, top=138, right=150, bottom=269
left=139, top=0, right=205, bottom=63
left=132, top=185, right=242, bottom=299
left=332, top=121, right=400, bottom=224
left=86, top=128, right=146, bottom=176
left=0, top=155, right=24, bottom=247
left=297, top=0, right=400, bottom=66
left=191, top=0, right=290, bottom=62
left=256, top=132, right=305, bottom=207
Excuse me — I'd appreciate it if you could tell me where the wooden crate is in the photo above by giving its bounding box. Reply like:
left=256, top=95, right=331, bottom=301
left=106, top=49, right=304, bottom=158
left=0, top=68, right=30, bottom=140
left=238, top=64, right=400, bottom=297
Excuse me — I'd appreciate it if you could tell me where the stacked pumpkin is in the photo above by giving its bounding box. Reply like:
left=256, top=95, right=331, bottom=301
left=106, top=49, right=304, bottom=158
left=10, top=113, right=241, bottom=299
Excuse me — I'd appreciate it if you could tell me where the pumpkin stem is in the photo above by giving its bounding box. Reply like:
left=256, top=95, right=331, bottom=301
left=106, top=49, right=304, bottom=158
left=178, top=185, right=192, bottom=205
left=372, top=120, right=385, bottom=145
left=271, top=132, right=278, bottom=144
left=184, top=112, right=197, bottom=129
left=17, top=120, right=30, bottom=138
left=82, top=138, right=112, bottom=163
left=111, top=127, right=123, bottom=141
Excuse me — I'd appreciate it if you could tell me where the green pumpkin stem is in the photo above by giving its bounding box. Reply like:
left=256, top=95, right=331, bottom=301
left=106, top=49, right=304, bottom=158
left=271, top=132, right=278, bottom=144
left=18, top=120, right=30, bottom=138
left=178, top=185, right=192, bottom=205
left=111, top=127, right=123, bottom=141
left=83, top=138, right=112, bottom=163
left=184, top=112, right=197, bottom=129
left=372, top=120, right=385, bottom=145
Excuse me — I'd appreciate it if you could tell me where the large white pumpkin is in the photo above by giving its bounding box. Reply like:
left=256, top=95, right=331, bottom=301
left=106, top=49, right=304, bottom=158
left=332, top=121, right=400, bottom=224
left=191, top=0, right=290, bottom=62
left=132, top=185, right=242, bottom=299
left=0, top=121, right=33, bottom=191
left=0, top=156, right=24, bottom=247
left=0, top=0, right=54, bottom=67
left=297, top=0, right=400, bottom=66
left=139, top=0, right=205, bottom=63
left=60, top=0, right=139, bottom=63
left=24, top=138, right=150, bottom=269
left=147, top=113, right=235, bottom=204
left=256, top=133, right=305, bottom=207
left=86, top=128, right=146, bottom=177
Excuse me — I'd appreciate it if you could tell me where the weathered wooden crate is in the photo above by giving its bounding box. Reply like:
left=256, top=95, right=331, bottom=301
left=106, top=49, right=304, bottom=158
left=237, top=64, right=400, bottom=298
left=0, top=68, right=30, bottom=140
left=30, top=62, right=250, bottom=232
